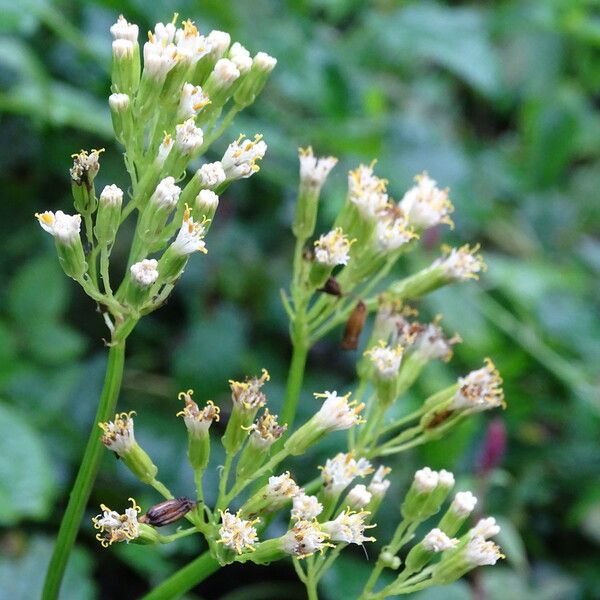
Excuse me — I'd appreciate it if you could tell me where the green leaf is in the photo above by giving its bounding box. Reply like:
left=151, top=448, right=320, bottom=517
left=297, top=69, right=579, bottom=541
left=7, top=256, right=68, bottom=325
left=0, top=535, right=96, bottom=600
left=0, top=403, right=56, bottom=524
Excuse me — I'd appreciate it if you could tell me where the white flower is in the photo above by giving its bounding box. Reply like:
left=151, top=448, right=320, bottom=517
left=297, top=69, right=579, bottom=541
left=229, top=369, right=270, bottom=411
left=130, top=259, right=159, bottom=287
left=108, top=93, right=130, bottom=112
left=157, top=134, right=174, bottom=165
left=197, top=162, right=226, bottom=189
left=143, top=33, right=178, bottom=80
left=218, top=510, right=259, bottom=554
left=422, top=528, right=459, bottom=552
left=253, top=51, right=277, bottom=72
left=92, top=498, right=141, bottom=547
left=211, top=58, right=240, bottom=87
left=364, top=342, right=403, bottom=379
left=470, top=517, right=501, bottom=540
left=322, top=508, right=376, bottom=545
left=314, top=228, right=354, bottom=266
left=110, top=15, right=139, bottom=42
left=178, top=83, right=210, bottom=120
left=175, top=118, right=204, bottom=155
left=174, top=19, right=210, bottom=66
left=229, top=41, right=252, bottom=73
left=291, top=493, right=323, bottom=521
left=222, top=134, right=267, bottom=179
left=438, top=469, right=455, bottom=490
left=452, top=359, right=505, bottom=412
left=346, top=484, right=372, bottom=509
left=376, top=211, right=417, bottom=252
left=151, top=176, right=181, bottom=209
left=99, top=411, right=136, bottom=456
left=298, top=147, right=337, bottom=190
left=435, top=244, right=486, bottom=281
left=195, top=189, right=219, bottom=214
left=36, top=210, right=81, bottom=243
left=176, top=389, right=220, bottom=436
left=112, top=39, right=134, bottom=59
left=348, top=163, right=389, bottom=219
left=321, top=452, right=373, bottom=494
left=399, top=172, right=454, bottom=230
left=464, top=536, right=504, bottom=566
left=413, top=467, right=439, bottom=493
left=313, top=391, right=365, bottom=432
left=207, top=30, right=231, bottom=59
left=414, top=321, right=460, bottom=362
left=267, top=472, right=301, bottom=499
left=282, top=520, right=331, bottom=558
left=172, top=207, right=208, bottom=255
left=368, top=466, right=391, bottom=497
left=99, top=184, right=124, bottom=207
left=247, top=409, right=287, bottom=448
left=450, top=491, right=478, bottom=517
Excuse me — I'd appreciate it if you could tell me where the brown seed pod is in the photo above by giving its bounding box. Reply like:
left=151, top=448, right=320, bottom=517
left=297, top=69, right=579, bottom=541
left=139, top=497, right=196, bottom=527
left=317, top=277, right=343, bottom=297
left=424, top=409, right=454, bottom=430
left=341, top=300, right=367, bottom=350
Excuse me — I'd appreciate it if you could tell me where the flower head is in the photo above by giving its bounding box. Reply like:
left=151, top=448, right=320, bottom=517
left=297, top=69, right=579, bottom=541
left=376, top=210, right=417, bottom=252
left=172, top=206, right=209, bottom=255
left=109, top=93, right=130, bottom=112
left=178, top=83, right=210, bottom=120
left=267, top=472, right=301, bottom=499
left=229, top=369, right=270, bottom=411
left=413, top=319, right=460, bottom=362
left=470, top=517, right=501, bottom=540
left=282, top=520, right=332, bottom=558
left=247, top=409, right=287, bottom=448
left=211, top=58, right=240, bottom=87
left=413, top=467, right=439, bottom=493
left=322, top=508, right=376, bottom=545
left=298, top=147, right=338, bottom=190
left=151, top=176, right=181, bottom=209
left=110, top=15, right=139, bottom=42
left=218, top=510, right=259, bottom=554
left=348, top=162, right=389, bottom=219
left=69, top=148, right=103, bottom=184
left=99, top=184, right=124, bottom=207
left=452, top=359, right=505, bottom=412
left=130, top=259, right=159, bottom=287
left=291, top=493, right=323, bottom=521
left=176, top=389, right=220, bottom=436
left=321, top=452, right=373, bottom=494
left=197, top=162, right=226, bottom=189
left=222, top=134, right=267, bottom=179
left=368, top=465, right=392, bottom=497
left=450, top=491, right=478, bottom=517
left=229, top=41, right=252, bottom=74
left=314, top=228, right=354, bottom=266
left=399, top=172, right=454, bottom=230
left=364, top=341, right=404, bottom=379
left=207, top=30, right=231, bottom=59
left=313, top=391, right=365, bottom=432
left=253, top=51, right=277, bottom=73
left=422, top=528, right=459, bottom=552
left=36, top=211, right=82, bottom=243
left=92, top=498, right=141, bottom=547
left=99, top=411, right=136, bottom=456
left=435, top=244, right=486, bottom=281
left=464, top=536, right=504, bottom=567
left=346, top=484, right=372, bottom=509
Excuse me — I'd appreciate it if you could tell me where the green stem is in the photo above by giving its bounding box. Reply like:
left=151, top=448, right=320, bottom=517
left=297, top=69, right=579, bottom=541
left=42, top=342, right=126, bottom=600
left=141, top=550, right=220, bottom=600
left=280, top=338, right=308, bottom=431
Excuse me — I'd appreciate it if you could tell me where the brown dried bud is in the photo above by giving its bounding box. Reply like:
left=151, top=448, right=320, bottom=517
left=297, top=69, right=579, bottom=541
left=341, top=300, right=367, bottom=350
left=139, top=497, right=196, bottom=527
left=424, top=409, right=454, bottom=430
left=317, top=277, right=342, bottom=297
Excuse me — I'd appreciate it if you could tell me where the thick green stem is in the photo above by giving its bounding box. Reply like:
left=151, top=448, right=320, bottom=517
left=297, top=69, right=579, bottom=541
left=142, top=551, right=220, bottom=600
left=280, top=337, right=308, bottom=431
left=42, top=342, right=126, bottom=600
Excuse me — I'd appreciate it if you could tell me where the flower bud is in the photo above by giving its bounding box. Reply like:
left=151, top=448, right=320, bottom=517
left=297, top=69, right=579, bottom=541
left=111, top=38, right=140, bottom=96
left=366, top=465, right=391, bottom=516
left=127, top=259, right=159, bottom=308
left=70, top=148, right=103, bottom=216
left=99, top=412, right=158, bottom=484
left=404, top=528, right=459, bottom=574
left=197, top=162, right=226, bottom=190
left=36, top=210, right=87, bottom=280
left=202, top=58, right=240, bottom=109
left=109, top=93, right=133, bottom=144
left=177, top=390, right=220, bottom=471
left=364, top=342, right=404, bottom=406
left=380, top=551, right=401, bottom=570
left=233, top=50, right=277, bottom=107
left=137, top=177, right=181, bottom=245
left=293, top=147, right=337, bottom=240
left=344, top=484, right=372, bottom=510
left=95, top=184, right=123, bottom=247
left=194, top=189, right=219, bottom=226
left=401, top=467, right=440, bottom=522
left=438, top=491, right=478, bottom=536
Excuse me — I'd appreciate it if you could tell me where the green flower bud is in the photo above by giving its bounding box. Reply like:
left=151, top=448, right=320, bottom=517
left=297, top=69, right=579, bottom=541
left=438, top=491, right=478, bottom=537
left=95, top=185, right=123, bottom=247
left=233, top=51, right=277, bottom=108
left=127, top=259, right=159, bottom=309
left=70, top=149, right=102, bottom=216
left=108, top=93, right=133, bottom=144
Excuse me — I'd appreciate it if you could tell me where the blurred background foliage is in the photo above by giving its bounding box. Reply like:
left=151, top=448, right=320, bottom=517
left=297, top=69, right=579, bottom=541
left=1, top=0, right=599, bottom=598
